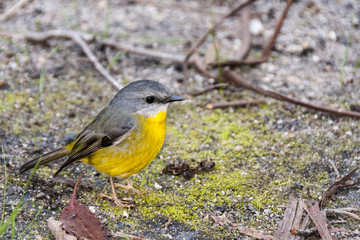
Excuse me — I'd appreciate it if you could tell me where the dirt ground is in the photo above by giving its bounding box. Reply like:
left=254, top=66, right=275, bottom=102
left=0, top=0, right=360, bottom=239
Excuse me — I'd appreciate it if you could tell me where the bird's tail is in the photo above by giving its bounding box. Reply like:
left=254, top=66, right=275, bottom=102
left=19, top=147, right=71, bottom=174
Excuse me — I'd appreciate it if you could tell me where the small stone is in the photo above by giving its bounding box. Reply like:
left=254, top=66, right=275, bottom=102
left=154, top=182, right=163, bottom=190
left=328, top=31, right=337, bottom=41
left=89, top=206, right=96, bottom=213
left=123, top=210, right=129, bottom=218
left=345, top=131, right=352, bottom=136
left=312, top=55, right=320, bottom=63
left=249, top=19, right=264, bottom=36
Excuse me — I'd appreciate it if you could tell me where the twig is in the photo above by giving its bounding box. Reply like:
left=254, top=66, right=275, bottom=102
left=0, top=0, right=30, bottom=23
left=114, top=232, right=149, bottom=240
left=274, top=193, right=299, bottom=240
left=291, top=227, right=349, bottom=237
left=327, top=159, right=340, bottom=179
left=193, top=54, right=217, bottom=79
left=183, top=0, right=258, bottom=64
left=190, top=83, right=229, bottom=97
left=320, top=168, right=359, bottom=206
left=224, top=69, right=360, bottom=118
left=0, top=30, right=122, bottom=89
left=161, top=218, right=172, bottom=230
left=305, top=195, right=337, bottom=240
left=206, top=99, right=264, bottom=109
left=212, top=0, right=293, bottom=67
left=236, top=5, right=251, bottom=60
left=325, top=208, right=360, bottom=221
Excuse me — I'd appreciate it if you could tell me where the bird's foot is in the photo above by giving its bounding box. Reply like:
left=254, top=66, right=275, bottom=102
left=98, top=193, right=134, bottom=208
left=114, top=177, right=147, bottom=196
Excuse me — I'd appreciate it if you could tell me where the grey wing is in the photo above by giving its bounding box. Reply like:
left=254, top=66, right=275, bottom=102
left=54, top=107, right=135, bottom=175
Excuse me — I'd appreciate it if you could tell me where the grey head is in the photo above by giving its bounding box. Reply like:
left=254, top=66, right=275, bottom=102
left=109, top=80, right=184, bottom=118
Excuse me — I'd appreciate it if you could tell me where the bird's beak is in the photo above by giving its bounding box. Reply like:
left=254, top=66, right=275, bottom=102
left=167, top=95, right=185, bottom=103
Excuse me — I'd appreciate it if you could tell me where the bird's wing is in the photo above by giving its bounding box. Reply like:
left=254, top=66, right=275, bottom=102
left=54, top=107, right=135, bottom=175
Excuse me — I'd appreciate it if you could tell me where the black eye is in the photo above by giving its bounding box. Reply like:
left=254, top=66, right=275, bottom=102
left=146, top=96, right=155, bottom=104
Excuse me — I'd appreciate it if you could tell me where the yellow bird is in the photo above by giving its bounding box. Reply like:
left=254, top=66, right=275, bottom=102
left=19, top=80, right=184, bottom=206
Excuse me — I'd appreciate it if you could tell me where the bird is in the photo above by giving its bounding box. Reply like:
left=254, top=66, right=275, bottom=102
left=19, top=80, right=185, bottom=206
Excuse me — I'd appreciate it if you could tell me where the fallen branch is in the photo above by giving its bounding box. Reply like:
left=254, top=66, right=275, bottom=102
left=274, top=193, right=300, bottom=240
left=184, top=0, right=258, bottom=64
left=224, top=69, right=360, bottom=118
left=212, top=0, right=293, bottom=67
left=325, top=208, right=360, bottom=221
left=206, top=99, right=264, bottom=109
left=190, top=83, right=229, bottom=97
left=321, top=168, right=360, bottom=206
left=327, top=159, right=340, bottom=179
left=291, top=226, right=349, bottom=237
left=306, top=195, right=337, bottom=240
left=0, top=0, right=30, bottom=23
left=236, top=5, right=251, bottom=60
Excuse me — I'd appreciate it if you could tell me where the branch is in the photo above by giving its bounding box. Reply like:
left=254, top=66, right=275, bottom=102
left=0, top=0, right=30, bottom=23
left=206, top=99, right=264, bottom=109
left=183, top=0, right=258, bottom=64
left=224, top=69, right=360, bottom=118
left=212, top=0, right=293, bottom=67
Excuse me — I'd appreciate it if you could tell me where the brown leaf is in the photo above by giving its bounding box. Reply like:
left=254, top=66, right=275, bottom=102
left=59, top=174, right=110, bottom=240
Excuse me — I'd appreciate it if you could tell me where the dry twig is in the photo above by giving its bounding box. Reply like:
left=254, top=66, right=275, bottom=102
left=0, top=0, right=30, bottom=23
left=320, top=168, right=360, bottom=206
left=305, top=195, right=337, bottom=240
left=212, top=0, right=293, bottom=67
left=206, top=99, right=264, bottom=109
left=327, top=159, right=340, bottom=179
left=325, top=208, right=360, bottom=221
left=224, top=69, right=360, bottom=118
left=184, top=0, right=258, bottom=64
left=114, top=232, right=149, bottom=240
left=161, top=218, right=172, bottom=230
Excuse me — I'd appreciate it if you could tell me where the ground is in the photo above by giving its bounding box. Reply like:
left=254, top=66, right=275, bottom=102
left=0, top=0, right=360, bottom=239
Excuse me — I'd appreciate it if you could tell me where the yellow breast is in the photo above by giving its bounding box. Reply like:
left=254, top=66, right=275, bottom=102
left=84, top=111, right=167, bottom=177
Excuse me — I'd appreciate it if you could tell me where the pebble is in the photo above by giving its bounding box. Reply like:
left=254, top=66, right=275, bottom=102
left=328, top=31, right=337, bottom=41
left=249, top=19, right=264, bottom=36
left=154, top=182, right=163, bottom=190
left=312, top=55, right=320, bottom=63
left=345, top=131, right=352, bottom=136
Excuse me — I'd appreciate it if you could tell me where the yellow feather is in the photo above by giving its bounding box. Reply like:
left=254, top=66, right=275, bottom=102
left=80, top=111, right=167, bottom=177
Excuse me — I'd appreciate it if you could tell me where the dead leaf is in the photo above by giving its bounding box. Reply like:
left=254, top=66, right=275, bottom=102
left=47, top=217, right=77, bottom=240
left=59, top=174, right=110, bottom=240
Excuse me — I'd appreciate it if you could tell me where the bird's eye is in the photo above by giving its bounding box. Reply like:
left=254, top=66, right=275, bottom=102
left=146, top=96, right=155, bottom=104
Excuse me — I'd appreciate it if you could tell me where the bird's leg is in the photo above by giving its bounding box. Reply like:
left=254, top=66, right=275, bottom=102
left=114, top=177, right=147, bottom=195
left=98, top=176, right=134, bottom=207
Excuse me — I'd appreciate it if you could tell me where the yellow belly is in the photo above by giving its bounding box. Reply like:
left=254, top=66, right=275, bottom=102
left=82, top=112, right=167, bottom=177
